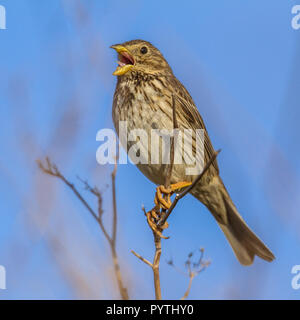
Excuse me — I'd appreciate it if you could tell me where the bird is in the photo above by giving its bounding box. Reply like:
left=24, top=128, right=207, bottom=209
left=110, top=39, right=275, bottom=266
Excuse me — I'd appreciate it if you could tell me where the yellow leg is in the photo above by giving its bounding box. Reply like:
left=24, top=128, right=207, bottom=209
left=170, top=181, right=192, bottom=192
left=154, top=181, right=192, bottom=210
left=154, top=186, right=172, bottom=209
left=145, top=181, right=192, bottom=239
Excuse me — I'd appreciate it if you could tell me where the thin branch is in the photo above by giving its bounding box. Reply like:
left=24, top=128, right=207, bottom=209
left=152, top=234, right=162, bottom=299
left=164, top=93, right=178, bottom=188
left=166, top=258, right=188, bottom=277
left=181, top=273, right=195, bottom=300
left=131, top=250, right=153, bottom=268
left=158, top=93, right=221, bottom=226
left=168, top=248, right=210, bottom=300
left=110, top=245, right=129, bottom=300
left=110, top=156, right=129, bottom=300
left=76, top=176, right=104, bottom=218
left=37, top=157, right=129, bottom=300
left=76, top=170, right=128, bottom=300
left=174, top=150, right=221, bottom=200
left=40, top=160, right=100, bottom=221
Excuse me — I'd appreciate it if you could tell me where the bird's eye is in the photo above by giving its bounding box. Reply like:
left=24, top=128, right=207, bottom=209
left=140, top=46, right=148, bottom=54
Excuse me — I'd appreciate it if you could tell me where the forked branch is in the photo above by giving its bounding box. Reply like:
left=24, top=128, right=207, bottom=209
left=37, top=157, right=129, bottom=300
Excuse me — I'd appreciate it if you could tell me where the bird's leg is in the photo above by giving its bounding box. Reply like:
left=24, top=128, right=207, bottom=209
left=154, top=186, right=172, bottom=210
left=154, top=182, right=192, bottom=210
left=169, top=181, right=193, bottom=192
left=146, top=181, right=192, bottom=239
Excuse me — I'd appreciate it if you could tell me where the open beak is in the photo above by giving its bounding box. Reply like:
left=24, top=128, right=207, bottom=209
left=110, top=45, right=135, bottom=76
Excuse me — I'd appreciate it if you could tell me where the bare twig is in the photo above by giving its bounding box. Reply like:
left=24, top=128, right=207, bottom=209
left=131, top=250, right=152, bottom=268
left=152, top=234, right=162, bottom=299
left=164, top=93, right=178, bottom=188
left=181, top=273, right=195, bottom=300
left=37, top=157, right=129, bottom=300
left=167, top=248, right=210, bottom=300
left=109, top=158, right=129, bottom=300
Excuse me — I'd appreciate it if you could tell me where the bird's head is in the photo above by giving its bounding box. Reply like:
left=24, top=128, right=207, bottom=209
left=110, top=40, right=172, bottom=77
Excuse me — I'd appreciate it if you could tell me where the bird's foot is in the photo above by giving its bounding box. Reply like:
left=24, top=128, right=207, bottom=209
left=154, top=181, right=192, bottom=210
left=145, top=181, right=192, bottom=239
left=146, top=208, right=169, bottom=239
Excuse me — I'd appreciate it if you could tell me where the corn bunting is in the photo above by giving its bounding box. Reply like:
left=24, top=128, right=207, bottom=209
left=111, top=40, right=274, bottom=265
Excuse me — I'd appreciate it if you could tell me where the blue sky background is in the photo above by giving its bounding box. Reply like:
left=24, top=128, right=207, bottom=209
left=0, top=0, right=300, bottom=299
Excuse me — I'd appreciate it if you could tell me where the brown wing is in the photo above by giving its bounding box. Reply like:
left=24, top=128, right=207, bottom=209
left=170, top=77, right=219, bottom=174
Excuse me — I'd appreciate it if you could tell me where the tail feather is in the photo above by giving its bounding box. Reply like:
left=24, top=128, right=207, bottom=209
left=193, top=177, right=275, bottom=265
left=219, top=197, right=275, bottom=265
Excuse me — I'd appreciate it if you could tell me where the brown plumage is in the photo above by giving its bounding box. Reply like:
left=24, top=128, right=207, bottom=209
left=111, top=39, right=275, bottom=265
